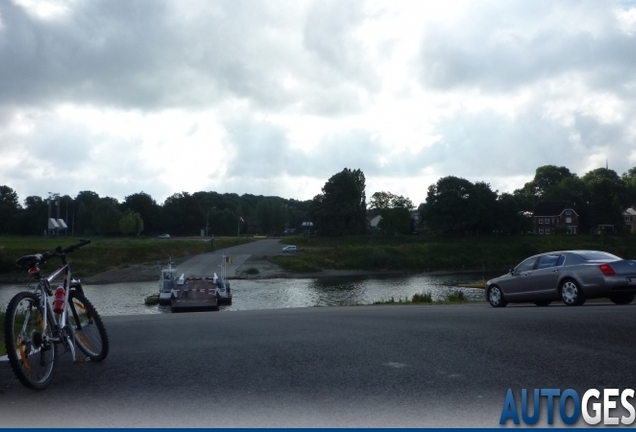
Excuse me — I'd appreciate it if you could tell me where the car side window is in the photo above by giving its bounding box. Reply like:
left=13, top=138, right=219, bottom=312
left=537, top=254, right=559, bottom=269
left=516, top=257, right=537, bottom=273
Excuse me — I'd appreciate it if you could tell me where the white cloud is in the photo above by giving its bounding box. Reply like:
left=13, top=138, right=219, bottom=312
left=1, top=0, right=636, bottom=206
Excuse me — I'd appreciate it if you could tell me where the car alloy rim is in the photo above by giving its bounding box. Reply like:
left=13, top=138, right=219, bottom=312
left=562, top=282, right=577, bottom=304
left=489, top=287, right=501, bottom=305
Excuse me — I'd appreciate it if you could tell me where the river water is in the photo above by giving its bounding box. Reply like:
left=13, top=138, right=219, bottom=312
left=0, top=272, right=498, bottom=316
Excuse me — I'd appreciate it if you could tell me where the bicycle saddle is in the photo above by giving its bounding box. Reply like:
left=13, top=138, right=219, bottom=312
left=16, top=254, right=44, bottom=268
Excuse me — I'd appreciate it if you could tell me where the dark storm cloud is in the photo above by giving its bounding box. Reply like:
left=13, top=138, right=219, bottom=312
left=0, top=0, right=280, bottom=109
left=0, top=0, right=379, bottom=115
left=0, top=0, right=173, bottom=108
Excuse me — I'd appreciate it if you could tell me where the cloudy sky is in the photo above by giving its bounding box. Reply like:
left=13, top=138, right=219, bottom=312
left=1, top=0, right=636, bottom=206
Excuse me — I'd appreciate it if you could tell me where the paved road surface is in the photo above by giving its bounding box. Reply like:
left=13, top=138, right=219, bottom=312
left=177, top=238, right=285, bottom=278
left=1, top=302, right=634, bottom=427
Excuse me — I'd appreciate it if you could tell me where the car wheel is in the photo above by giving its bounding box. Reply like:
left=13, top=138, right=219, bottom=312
left=609, top=293, right=635, bottom=305
left=560, top=279, right=585, bottom=306
left=534, top=300, right=551, bottom=307
left=487, top=285, right=507, bottom=308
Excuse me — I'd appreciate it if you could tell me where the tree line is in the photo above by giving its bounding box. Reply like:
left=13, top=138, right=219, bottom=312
left=0, top=188, right=312, bottom=237
left=421, top=165, right=636, bottom=235
left=2, top=164, right=636, bottom=238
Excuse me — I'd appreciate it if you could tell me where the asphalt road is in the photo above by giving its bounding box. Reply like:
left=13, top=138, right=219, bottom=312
left=177, top=238, right=286, bottom=278
left=1, top=302, right=635, bottom=427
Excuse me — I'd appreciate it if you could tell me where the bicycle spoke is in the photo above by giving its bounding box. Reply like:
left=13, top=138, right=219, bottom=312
left=68, top=291, right=109, bottom=362
left=4, top=292, right=56, bottom=389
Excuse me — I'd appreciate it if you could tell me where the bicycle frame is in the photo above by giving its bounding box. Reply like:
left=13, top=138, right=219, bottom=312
left=30, top=258, right=82, bottom=362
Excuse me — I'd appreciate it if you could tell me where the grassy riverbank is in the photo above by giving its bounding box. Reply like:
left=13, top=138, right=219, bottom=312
left=0, top=236, right=253, bottom=279
left=374, top=290, right=467, bottom=305
left=272, top=234, right=636, bottom=274
left=3, top=233, right=636, bottom=279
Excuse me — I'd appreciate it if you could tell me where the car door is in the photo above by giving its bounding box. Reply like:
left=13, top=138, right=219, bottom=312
left=502, top=256, right=539, bottom=300
left=524, top=253, right=563, bottom=299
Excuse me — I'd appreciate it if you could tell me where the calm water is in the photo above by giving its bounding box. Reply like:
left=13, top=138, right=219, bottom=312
left=0, top=273, right=497, bottom=316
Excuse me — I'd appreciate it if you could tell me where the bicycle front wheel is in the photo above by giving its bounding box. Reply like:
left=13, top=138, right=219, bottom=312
left=68, top=291, right=109, bottom=362
left=4, top=292, right=56, bottom=389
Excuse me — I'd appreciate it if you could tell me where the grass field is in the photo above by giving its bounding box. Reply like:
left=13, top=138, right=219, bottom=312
left=0, top=236, right=253, bottom=278
left=272, top=233, right=636, bottom=273
left=3, top=233, right=636, bottom=277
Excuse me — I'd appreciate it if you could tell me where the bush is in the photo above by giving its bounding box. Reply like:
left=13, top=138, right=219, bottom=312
left=373, top=296, right=408, bottom=304
left=411, top=292, right=433, bottom=303
left=446, top=290, right=466, bottom=303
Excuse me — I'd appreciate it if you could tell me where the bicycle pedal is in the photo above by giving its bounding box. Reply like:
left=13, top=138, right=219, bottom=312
left=74, top=357, right=90, bottom=363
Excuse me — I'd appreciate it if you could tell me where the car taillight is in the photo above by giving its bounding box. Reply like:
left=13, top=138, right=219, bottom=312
left=599, top=264, right=616, bottom=276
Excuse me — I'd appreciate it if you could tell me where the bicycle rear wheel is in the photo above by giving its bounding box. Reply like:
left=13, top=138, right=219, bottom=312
left=4, top=292, right=56, bottom=389
left=67, top=290, right=109, bottom=362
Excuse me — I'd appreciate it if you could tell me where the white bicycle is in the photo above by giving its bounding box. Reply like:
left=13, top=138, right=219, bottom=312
left=3, top=239, right=109, bottom=389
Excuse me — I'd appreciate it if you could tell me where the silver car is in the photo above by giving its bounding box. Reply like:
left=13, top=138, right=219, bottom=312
left=485, top=250, right=636, bottom=307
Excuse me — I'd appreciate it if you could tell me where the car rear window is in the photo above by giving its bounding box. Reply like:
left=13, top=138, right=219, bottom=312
left=576, top=251, right=620, bottom=261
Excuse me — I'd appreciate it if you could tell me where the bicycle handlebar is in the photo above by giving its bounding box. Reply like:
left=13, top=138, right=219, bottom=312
left=15, top=239, right=92, bottom=268
left=58, top=238, right=92, bottom=255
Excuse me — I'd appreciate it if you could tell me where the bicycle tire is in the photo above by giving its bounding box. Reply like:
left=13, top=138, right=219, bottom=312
left=67, top=290, right=109, bottom=362
left=4, top=292, right=56, bottom=389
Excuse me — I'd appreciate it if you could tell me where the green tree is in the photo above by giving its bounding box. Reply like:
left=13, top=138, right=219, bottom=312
left=516, top=165, right=577, bottom=211
left=256, top=198, right=286, bottom=235
left=466, top=182, right=498, bottom=234
left=582, top=168, right=625, bottom=232
left=92, top=198, right=123, bottom=235
left=423, top=176, right=474, bottom=234
left=369, top=191, right=414, bottom=235
left=423, top=177, right=501, bottom=235
left=162, top=192, right=205, bottom=236
left=540, top=176, right=592, bottom=232
left=622, top=167, right=636, bottom=208
left=74, top=191, right=101, bottom=235
left=378, top=207, right=412, bottom=235
left=18, top=196, right=49, bottom=235
left=495, top=193, right=530, bottom=234
left=119, top=211, right=144, bottom=236
left=311, top=168, right=367, bottom=236
left=369, top=191, right=414, bottom=211
left=0, top=185, right=20, bottom=235
left=122, top=192, right=160, bottom=235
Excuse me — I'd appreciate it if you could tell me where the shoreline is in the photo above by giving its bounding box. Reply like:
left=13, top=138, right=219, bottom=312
left=0, top=258, right=502, bottom=285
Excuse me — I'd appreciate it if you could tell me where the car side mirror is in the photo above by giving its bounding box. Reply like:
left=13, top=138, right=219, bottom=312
left=509, top=268, right=515, bottom=275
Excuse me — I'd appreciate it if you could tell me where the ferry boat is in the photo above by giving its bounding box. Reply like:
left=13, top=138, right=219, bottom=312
left=158, top=260, right=185, bottom=305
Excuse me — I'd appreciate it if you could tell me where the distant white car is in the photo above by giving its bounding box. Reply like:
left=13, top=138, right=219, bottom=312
left=282, top=245, right=297, bottom=253
left=158, top=234, right=171, bottom=239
